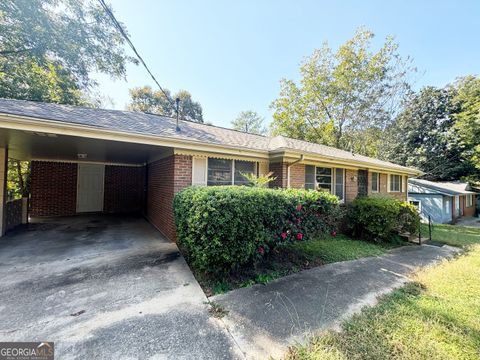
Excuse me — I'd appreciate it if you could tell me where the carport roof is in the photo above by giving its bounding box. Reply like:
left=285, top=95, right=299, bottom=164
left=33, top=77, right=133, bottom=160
left=0, top=98, right=420, bottom=174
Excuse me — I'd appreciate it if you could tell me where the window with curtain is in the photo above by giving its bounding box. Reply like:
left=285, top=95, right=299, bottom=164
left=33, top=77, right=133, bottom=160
left=389, top=174, right=402, bottom=192
left=316, top=167, right=332, bottom=192
left=304, top=165, right=315, bottom=190
left=207, top=158, right=232, bottom=186
left=234, top=160, right=255, bottom=185
left=371, top=172, right=379, bottom=192
left=335, top=168, right=344, bottom=200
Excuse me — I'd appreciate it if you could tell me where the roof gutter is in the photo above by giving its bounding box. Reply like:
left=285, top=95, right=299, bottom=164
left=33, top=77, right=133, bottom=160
left=287, top=154, right=304, bottom=188
left=276, top=150, right=422, bottom=177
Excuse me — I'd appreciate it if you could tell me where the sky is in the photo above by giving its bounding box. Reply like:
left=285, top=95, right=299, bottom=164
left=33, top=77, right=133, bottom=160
left=96, top=0, right=480, bottom=128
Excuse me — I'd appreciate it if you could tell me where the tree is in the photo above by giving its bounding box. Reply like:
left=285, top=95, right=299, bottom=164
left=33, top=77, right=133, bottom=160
left=7, top=159, right=29, bottom=199
left=231, top=110, right=267, bottom=135
left=384, top=86, right=476, bottom=181
left=128, top=86, right=204, bottom=123
left=0, top=57, right=88, bottom=105
left=0, top=0, right=136, bottom=195
left=270, top=28, right=415, bottom=157
left=452, top=76, right=480, bottom=176
left=0, top=0, right=136, bottom=94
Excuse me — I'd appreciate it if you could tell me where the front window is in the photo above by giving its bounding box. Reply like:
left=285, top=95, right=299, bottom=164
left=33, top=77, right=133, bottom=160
left=371, top=172, right=379, bottom=192
left=234, top=160, right=255, bottom=185
left=466, top=194, right=474, bottom=207
left=316, top=167, right=332, bottom=192
left=335, top=168, right=344, bottom=201
left=312, top=167, right=345, bottom=201
left=389, top=174, right=402, bottom=192
left=207, top=158, right=256, bottom=186
left=207, top=158, right=232, bottom=186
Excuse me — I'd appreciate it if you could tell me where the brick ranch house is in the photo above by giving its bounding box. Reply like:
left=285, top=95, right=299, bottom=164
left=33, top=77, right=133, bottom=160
left=0, top=99, right=421, bottom=239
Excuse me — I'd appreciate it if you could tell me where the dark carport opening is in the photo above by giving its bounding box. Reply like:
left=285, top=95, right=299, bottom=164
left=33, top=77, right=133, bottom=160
left=1, top=127, right=174, bottom=237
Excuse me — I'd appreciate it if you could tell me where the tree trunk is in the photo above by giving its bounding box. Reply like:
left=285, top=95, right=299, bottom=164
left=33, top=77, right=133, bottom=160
left=15, top=160, right=26, bottom=197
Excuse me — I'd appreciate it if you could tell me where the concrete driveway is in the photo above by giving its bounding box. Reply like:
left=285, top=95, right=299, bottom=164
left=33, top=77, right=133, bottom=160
left=0, top=215, right=242, bottom=359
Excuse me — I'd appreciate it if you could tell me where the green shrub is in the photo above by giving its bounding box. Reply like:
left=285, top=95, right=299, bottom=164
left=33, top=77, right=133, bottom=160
left=397, top=202, right=421, bottom=235
left=348, top=196, right=420, bottom=242
left=173, top=186, right=341, bottom=278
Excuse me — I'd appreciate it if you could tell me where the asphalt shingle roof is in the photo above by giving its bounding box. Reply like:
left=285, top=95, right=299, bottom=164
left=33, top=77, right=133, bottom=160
left=409, top=178, right=475, bottom=195
left=0, top=98, right=416, bottom=173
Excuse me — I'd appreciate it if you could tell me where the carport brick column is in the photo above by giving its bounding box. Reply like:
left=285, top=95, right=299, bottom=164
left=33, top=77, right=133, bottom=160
left=173, top=155, right=192, bottom=193
left=146, top=154, right=192, bottom=242
left=0, top=148, right=7, bottom=236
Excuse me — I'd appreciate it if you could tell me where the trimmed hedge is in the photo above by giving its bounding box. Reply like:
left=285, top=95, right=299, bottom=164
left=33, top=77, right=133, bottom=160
left=348, top=196, right=420, bottom=242
left=173, top=186, right=341, bottom=277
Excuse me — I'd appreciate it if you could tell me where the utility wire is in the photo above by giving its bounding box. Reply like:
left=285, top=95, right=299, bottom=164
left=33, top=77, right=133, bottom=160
left=97, top=0, right=177, bottom=111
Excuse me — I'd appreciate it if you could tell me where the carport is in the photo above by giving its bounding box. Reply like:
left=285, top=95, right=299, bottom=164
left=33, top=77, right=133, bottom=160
left=0, top=108, right=175, bottom=238
left=0, top=102, right=244, bottom=358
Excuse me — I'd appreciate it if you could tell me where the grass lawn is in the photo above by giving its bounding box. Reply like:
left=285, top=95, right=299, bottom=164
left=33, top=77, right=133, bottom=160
left=204, top=234, right=400, bottom=295
left=421, top=222, right=480, bottom=248
left=287, top=229, right=480, bottom=360
left=291, top=234, right=395, bottom=263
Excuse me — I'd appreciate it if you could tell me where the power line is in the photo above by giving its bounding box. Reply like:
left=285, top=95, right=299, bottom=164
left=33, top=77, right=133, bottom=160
left=97, top=0, right=177, bottom=111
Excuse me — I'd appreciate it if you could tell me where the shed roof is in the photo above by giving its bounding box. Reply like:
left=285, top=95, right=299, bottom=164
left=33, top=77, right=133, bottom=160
left=409, top=178, right=476, bottom=196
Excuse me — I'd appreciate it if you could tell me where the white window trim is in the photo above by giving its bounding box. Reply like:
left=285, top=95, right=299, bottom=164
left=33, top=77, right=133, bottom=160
left=409, top=200, right=422, bottom=213
left=466, top=194, right=474, bottom=207
left=371, top=172, right=380, bottom=193
left=388, top=173, right=402, bottom=193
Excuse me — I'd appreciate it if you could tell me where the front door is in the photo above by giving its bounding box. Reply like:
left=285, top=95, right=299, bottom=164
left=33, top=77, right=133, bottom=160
left=77, top=163, right=105, bottom=213
left=358, top=170, right=368, bottom=197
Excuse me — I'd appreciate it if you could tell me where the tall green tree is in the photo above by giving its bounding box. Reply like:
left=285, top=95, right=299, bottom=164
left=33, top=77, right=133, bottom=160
left=385, top=86, right=476, bottom=181
left=0, top=0, right=137, bottom=195
left=0, top=0, right=137, bottom=103
left=231, top=110, right=267, bottom=135
left=452, top=76, right=480, bottom=175
left=270, top=28, right=415, bottom=157
left=0, top=57, right=87, bottom=105
left=128, top=86, right=204, bottom=123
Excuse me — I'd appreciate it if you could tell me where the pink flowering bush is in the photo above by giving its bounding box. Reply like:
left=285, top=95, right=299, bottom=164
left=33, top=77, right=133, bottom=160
left=174, top=186, right=342, bottom=278
left=274, top=189, right=343, bottom=247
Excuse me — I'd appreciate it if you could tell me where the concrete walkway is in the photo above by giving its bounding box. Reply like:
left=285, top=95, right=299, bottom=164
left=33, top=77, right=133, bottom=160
left=211, top=244, right=461, bottom=359
left=455, top=216, right=480, bottom=227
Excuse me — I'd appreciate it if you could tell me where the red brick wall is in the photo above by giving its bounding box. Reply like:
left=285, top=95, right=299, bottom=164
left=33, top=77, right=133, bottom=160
left=345, top=169, right=358, bottom=203
left=290, top=164, right=305, bottom=189
left=367, top=172, right=407, bottom=201
left=269, top=162, right=287, bottom=188
left=146, top=154, right=192, bottom=241
left=384, top=174, right=408, bottom=201
left=30, top=161, right=77, bottom=217
left=463, top=195, right=476, bottom=217
left=5, top=199, right=23, bottom=232
left=104, top=165, right=145, bottom=213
